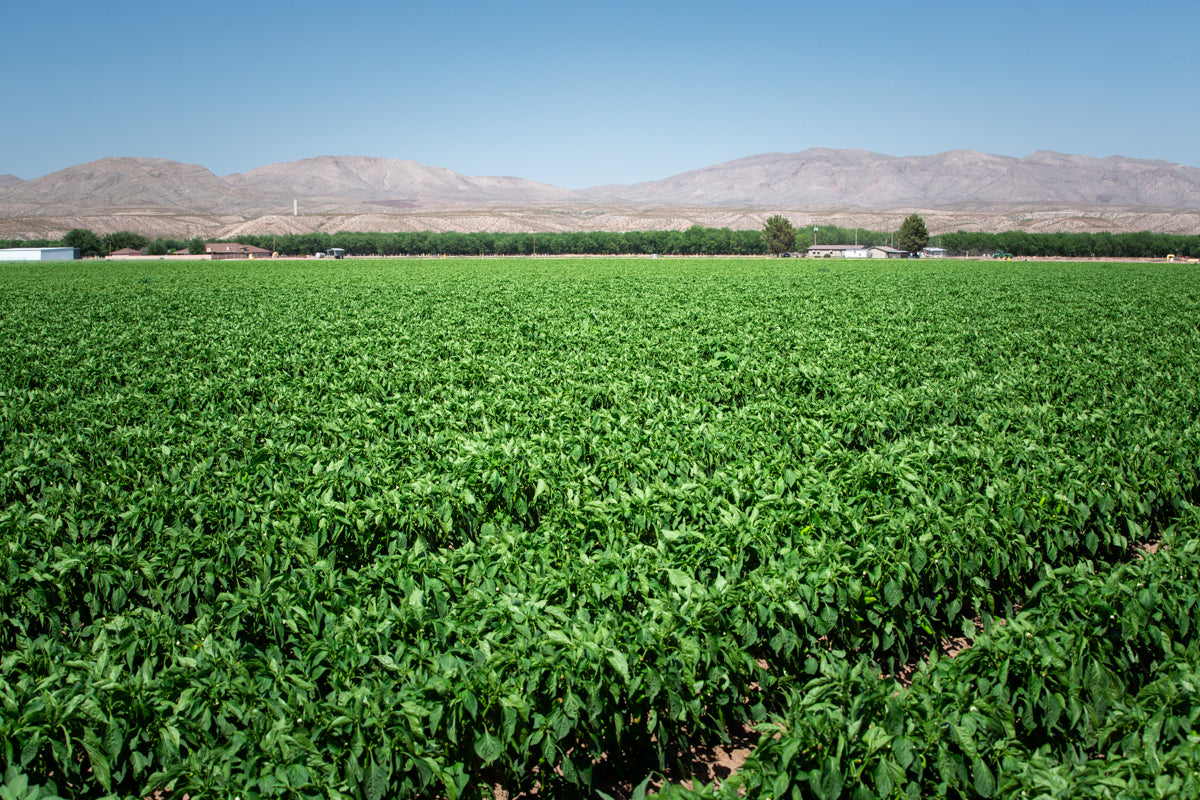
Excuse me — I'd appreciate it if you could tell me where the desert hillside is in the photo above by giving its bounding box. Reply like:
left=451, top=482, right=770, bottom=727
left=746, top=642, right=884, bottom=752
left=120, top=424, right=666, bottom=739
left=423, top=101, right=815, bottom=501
left=3, top=149, right=1200, bottom=239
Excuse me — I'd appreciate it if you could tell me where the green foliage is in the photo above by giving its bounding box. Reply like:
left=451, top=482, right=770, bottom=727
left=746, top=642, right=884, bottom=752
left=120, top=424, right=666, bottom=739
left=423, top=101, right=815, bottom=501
left=1, top=257, right=1198, bottom=798
left=658, top=521, right=1200, bottom=799
left=940, top=229, right=1200, bottom=258
left=897, top=213, right=930, bottom=254
left=35, top=227, right=1200, bottom=259
left=59, top=228, right=103, bottom=257
left=227, top=228, right=774, bottom=257
left=102, top=231, right=148, bottom=254
left=187, top=237, right=207, bottom=255
left=0, top=767, right=65, bottom=800
left=761, top=215, right=797, bottom=254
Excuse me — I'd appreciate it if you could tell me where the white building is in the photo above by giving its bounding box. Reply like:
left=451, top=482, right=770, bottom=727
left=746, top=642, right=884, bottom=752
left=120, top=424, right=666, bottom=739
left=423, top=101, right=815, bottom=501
left=807, top=244, right=863, bottom=258
left=0, top=247, right=80, bottom=261
left=867, top=246, right=910, bottom=259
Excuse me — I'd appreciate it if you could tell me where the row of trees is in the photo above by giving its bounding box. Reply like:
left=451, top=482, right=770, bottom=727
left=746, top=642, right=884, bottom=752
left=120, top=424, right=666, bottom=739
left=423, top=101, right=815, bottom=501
left=228, top=228, right=776, bottom=257
left=939, top=229, right=1200, bottom=258
left=6, top=223, right=1200, bottom=259
left=0, top=230, right=207, bottom=258
left=229, top=223, right=923, bottom=257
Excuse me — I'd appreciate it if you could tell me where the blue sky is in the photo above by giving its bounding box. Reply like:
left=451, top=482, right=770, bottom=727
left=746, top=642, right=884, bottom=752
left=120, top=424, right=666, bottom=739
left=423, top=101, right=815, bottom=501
left=4, top=0, right=1197, bottom=188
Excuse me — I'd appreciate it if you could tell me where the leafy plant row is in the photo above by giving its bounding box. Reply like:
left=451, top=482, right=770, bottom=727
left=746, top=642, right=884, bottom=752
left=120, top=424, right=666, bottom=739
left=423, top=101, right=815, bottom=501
left=657, top=514, right=1200, bottom=800
left=2, top=259, right=1199, bottom=797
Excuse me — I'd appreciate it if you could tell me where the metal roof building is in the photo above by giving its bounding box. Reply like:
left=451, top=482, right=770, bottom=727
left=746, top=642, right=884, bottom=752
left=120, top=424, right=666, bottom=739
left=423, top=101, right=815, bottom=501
left=0, top=247, right=80, bottom=261
left=806, top=244, right=864, bottom=258
left=205, top=243, right=273, bottom=260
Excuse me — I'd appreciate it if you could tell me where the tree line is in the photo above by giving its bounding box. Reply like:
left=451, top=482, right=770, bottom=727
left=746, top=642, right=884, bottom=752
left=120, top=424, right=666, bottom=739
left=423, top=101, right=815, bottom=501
left=0, top=230, right=205, bottom=258
left=5, top=225, right=1200, bottom=259
left=938, top=230, right=1200, bottom=258
left=227, top=228, right=775, bottom=257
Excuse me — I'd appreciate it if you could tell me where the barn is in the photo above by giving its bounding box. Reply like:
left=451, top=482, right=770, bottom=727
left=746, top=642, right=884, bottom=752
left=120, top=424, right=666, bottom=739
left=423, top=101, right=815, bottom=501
left=206, top=243, right=273, bottom=260
left=0, top=247, right=80, bottom=261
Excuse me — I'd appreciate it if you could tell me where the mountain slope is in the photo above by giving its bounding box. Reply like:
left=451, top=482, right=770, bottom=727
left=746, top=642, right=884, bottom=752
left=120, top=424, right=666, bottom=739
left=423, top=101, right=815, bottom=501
left=225, top=155, right=582, bottom=205
left=0, top=157, right=268, bottom=213
left=579, top=149, right=1200, bottom=209
left=4, top=149, right=1200, bottom=241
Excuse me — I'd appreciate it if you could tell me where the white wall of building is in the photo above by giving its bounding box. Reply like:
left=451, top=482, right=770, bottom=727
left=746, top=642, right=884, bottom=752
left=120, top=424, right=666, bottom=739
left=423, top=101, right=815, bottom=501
left=0, top=247, right=80, bottom=261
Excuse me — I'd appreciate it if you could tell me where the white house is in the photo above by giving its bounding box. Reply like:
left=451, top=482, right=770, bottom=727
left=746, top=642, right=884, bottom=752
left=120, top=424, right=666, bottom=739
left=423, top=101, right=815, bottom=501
left=807, top=244, right=863, bottom=258
left=867, top=246, right=910, bottom=259
left=0, top=247, right=80, bottom=261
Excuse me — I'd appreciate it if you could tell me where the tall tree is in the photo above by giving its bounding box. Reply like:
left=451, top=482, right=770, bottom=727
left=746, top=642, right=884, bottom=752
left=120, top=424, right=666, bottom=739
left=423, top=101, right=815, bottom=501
left=103, top=231, right=148, bottom=253
left=761, top=215, right=796, bottom=255
left=61, top=228, right=104, bottom=258
left=897, top=213, right=930, bottom=254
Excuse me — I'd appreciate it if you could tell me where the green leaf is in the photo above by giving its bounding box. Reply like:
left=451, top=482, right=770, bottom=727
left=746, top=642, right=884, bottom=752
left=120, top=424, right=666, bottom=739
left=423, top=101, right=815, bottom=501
left=474, top=729, right=503, bottom=765
left=607, top=650, right=630, bottom=683
left=883, top=578, right=902, bottom=608
left=366, top=756, right=387, bottom=800
left=972, top=757, right=995, bottom=797
left=82, top=730, right=112, bottom=792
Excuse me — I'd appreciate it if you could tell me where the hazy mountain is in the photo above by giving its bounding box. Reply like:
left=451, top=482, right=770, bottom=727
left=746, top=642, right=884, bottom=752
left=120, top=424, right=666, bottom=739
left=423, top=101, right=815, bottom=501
left=579, top=149, right=1200, bottom=209
left=226, top=155, right=582, bottom=206
left=4, top=149, right=1200, bottom=240
left=0, top=157, right=271, bottom=213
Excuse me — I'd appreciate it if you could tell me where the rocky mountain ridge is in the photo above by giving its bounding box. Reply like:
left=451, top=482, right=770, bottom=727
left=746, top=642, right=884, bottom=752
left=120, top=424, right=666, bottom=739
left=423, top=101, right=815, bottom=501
left=3, top=150, right=1200, bottom=240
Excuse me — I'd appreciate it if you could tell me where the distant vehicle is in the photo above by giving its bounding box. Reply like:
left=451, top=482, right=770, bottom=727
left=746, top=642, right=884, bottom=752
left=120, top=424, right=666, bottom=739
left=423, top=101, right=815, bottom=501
left=992, top=251, right=1014, bottom=260
left=326, top=248, right=346, bottom=259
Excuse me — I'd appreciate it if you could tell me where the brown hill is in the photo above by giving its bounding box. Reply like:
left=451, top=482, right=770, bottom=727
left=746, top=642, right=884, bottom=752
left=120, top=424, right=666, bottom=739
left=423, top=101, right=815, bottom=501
left=225, top=155, right=582, bottom=206
left=580, top=149, right=1200, bottom=209
left=3, top=149, right=1200, bottom=240
left=0, top=157, right=271, bottom=215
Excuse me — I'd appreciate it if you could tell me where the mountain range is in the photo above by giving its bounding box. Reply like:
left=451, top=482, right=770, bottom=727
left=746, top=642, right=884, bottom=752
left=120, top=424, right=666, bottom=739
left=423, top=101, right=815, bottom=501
left=3, top=149, right=1200, bottom=240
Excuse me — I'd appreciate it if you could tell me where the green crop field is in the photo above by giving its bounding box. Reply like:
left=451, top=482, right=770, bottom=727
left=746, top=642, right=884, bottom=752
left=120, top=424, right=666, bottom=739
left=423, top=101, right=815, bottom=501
left=2, top=257, right=1199, bottom=799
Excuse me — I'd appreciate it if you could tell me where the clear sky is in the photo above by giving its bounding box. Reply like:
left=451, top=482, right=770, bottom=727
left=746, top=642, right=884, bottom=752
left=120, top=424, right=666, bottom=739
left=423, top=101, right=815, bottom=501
left=4, top=0, right=1197, bottom=188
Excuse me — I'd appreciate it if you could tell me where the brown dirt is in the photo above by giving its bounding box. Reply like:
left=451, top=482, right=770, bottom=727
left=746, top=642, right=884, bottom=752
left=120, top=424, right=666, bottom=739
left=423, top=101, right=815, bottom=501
left=6, top=204, right=1200, bottom=241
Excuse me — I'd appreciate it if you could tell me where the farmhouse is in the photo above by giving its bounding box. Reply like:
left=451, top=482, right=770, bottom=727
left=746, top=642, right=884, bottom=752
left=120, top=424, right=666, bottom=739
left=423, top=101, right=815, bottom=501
left=0, top=246, right=80, bottom=261
left=867, top=245, right=910, bottom=259
left=806, top=244, right=863, bottom=258
left=206, top=242, right=273, bottom=260
left=109, top=247, right=144, bottom=257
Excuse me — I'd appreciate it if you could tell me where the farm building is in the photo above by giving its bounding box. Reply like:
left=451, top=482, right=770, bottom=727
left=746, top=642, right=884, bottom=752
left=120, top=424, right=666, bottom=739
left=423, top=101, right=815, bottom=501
left=0, top=247, right=80, bottom=261
left=867, top=246, right=910, bottom=259
left=206, top=243, right=273, bottom=260
left=806, top=244, right=863, bottom=258
left=109, top=247, right=144, bottom=257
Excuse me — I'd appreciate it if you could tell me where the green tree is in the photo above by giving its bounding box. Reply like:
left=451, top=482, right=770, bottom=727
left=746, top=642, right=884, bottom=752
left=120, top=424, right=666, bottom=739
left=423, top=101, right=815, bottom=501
left=61, top=228, right=104, bottom=258
left=187, top=238, right=207, bottom=255
left=103, top=231, right=148, bottom=253
left=761, top=215, right=796, bottom=255
left=897, top=213, right=930, bottom=254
